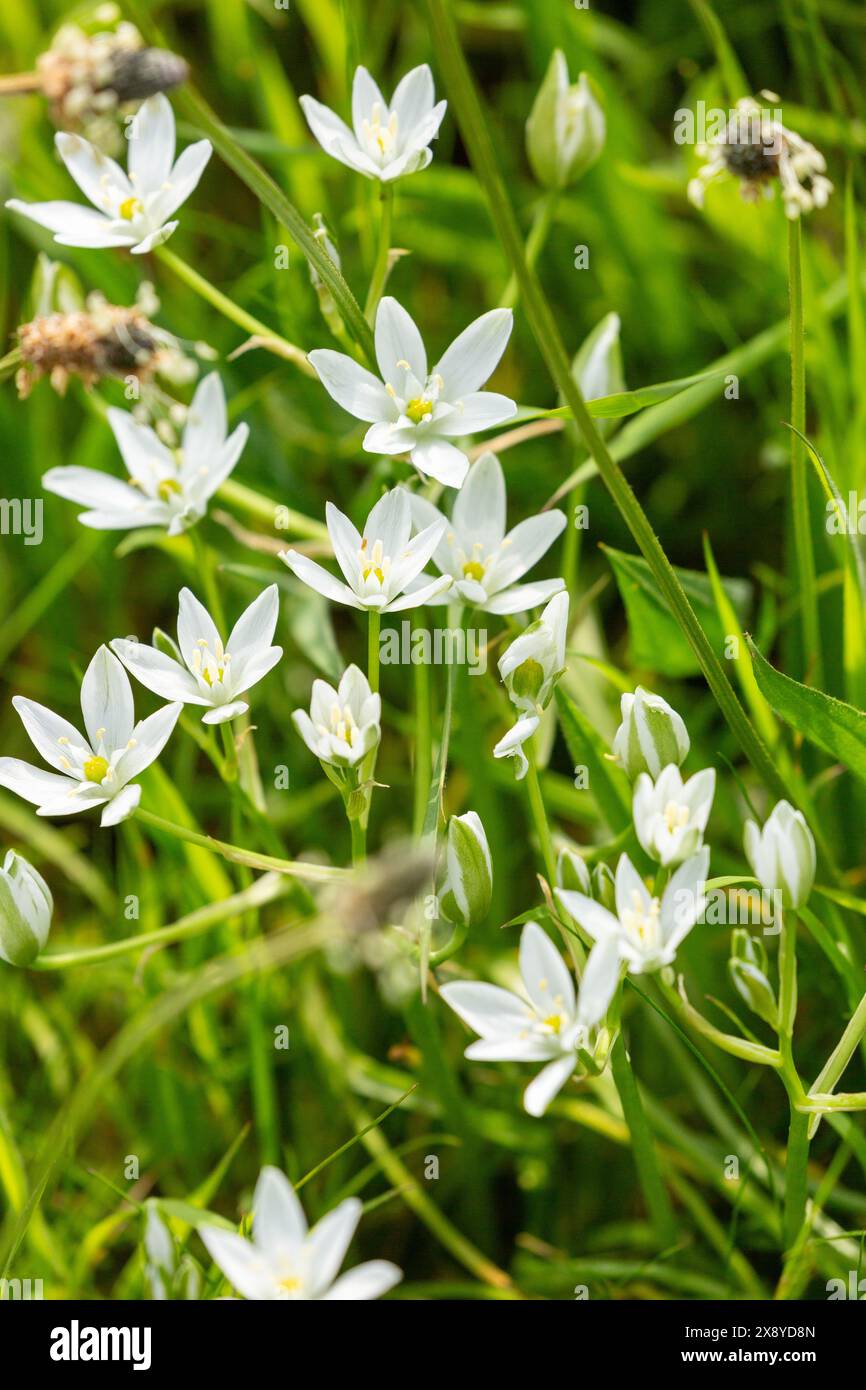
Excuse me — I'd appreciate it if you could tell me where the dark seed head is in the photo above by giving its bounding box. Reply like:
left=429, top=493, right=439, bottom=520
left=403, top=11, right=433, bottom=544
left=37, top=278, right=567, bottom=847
left=103, top=48, right=189, bottom=103
left=722, top=136, right=780, bottom=181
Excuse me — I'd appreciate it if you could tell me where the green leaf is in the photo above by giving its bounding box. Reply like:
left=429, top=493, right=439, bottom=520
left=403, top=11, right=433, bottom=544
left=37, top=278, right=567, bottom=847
left=605, top=547, right=751, bottom=678
left=554, top=686, right=631, bottom=832
left=749, top=638, right=866, bottom=784
left=517, top=368, right=723, bottom=425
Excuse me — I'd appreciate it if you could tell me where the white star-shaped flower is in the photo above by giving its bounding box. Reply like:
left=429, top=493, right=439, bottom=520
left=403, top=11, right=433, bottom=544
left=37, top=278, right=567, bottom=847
left=42, top=374, right=247, bottom=536
left=408, top=450, right=565, bottom=613
left=441, top=921, right=586, bottom=1117
left=111, top=585, right=282, bottom=726
left=557, top=849, right=710, bottom=1027
left=309, top=297, right=516, bottom=488
left=281, top=486, right=452, bottom=613
left=633, top=764, right=715, bottom=867
left=0, top=646, right=181, bottom=827
left=201, top=1166, right=402, bottom=1301
left=6, top=94, right=211, bottom=254
left=293, top=665, right=381, bottom=769
left=300, top=64, right=446, bottom=182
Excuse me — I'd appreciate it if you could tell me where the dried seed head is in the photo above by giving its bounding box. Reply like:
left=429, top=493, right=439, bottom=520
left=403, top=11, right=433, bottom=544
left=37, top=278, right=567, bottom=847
left=16, top=303, right=164, bottom=397
left=36, top=22, right=187, bottom=145
left=99, top=48, right=189, bottom=103
left=721, top=133, right=780, bottom=182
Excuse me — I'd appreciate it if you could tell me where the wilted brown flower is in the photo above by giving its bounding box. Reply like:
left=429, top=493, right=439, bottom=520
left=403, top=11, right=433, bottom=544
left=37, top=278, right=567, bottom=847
left=17, top=302, right=166, bottom=397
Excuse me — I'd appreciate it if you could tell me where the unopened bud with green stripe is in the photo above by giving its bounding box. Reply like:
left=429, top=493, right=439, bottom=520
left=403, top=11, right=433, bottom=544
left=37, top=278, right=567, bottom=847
left=556, top=846, right=592, bottom=894
left=0, top=850, right=52, bottom=967
left=441, top=812, right=492, bottom=928
left=526, top=52, right=605, bottom=190
left=728, top=929, right=777, bottom=1027
left=611, top=686, right=690, bottom=782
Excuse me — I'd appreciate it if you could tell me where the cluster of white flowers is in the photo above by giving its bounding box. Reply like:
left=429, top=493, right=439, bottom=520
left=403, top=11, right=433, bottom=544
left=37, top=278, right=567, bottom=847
left=442, top=686, right=817, bottom=1116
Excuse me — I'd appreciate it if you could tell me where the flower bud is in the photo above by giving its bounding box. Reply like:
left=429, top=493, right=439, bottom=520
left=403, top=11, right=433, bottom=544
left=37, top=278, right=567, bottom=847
left=441, top=812, right=492, bottom=928
left=526, top=52, right=605, bottom=190
left=556, top=846, right=592, bottom=894
left=728, top=929, right=777, bottom=1027
left=499, top=592, right=569, bottom=716
left=611, top=686, right=690, bottom=782
left=0, top=851, right=53, bottom=967
left=593, top=862, right=616, bottom=912
left=743, top=800, right=815, bottom=910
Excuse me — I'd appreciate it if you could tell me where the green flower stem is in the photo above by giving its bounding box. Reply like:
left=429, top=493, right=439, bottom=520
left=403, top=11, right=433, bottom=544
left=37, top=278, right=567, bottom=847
left=781, top=1109, right=810, bottom=1252
left=500, top=190, right=558, bottom=310
left=773, top=910, right=812, bottom=1251
left=367, top=609, right=381, bottom=694
left=425, top=0, right=791, bottom=809
left=355, top=609, right=383, bottom=848
left=798, top=1090, right=866, bottom=1112
left=364, top=182, right=395, bottom=323
left=808, top=986, right=866, bottom=1133
left=777, top=909, right=799, bottom=1048
left=217, top=478, right=329, bottom=541
left=787, top=218, right=821, bottom=682
left=659, top=977, right=782, bottom=1067
left=524, top=735, right=557, bottom=884
left=412, top=611, right=433, bottom=837
left=220, top=720, right=239, bottom=783
left=610, top=1033, right=678, bottom=1247
left=34, top=873, right=292, bottom=969
left=135, top=807, right=348, bottom=882
left=155, top=245, right=314, bottom=373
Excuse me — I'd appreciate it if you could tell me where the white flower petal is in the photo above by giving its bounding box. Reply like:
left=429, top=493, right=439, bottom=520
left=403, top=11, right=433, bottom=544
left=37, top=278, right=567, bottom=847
left=280, top=551, right=363, bottom=609
left=42, top=466, right=147, bottom=514
left=299, top=94, right=357, bottom=160
left=390, top=64, right=435, bottom=130
left=55, top=131, right=131, bottom=209
left=200, top=1228, right=275, bottom=1301
left=410, top=438, right=469, bottom=487
left=306, top=1199, right=362, bottom=1296
left=309, top=349, right=394, bottom=424
left=253, top=1166, right=307, bottom=1258
left=177, top=588, right=221, bottom=666
left=110, top=640, right=204, bottom=705
left=11, top=696, right=87, bottom=771
left=128, top=94, right=175, bottom=192
left=6, top=199, right=133, bottom=246
left=130, top=222, right=177, bottom=255
left=519, top=920, right=576, bottom=1017
left=80, top=646, right=134, bottom=751
left=491, top=512, right=567, bottom=589
left=363, top=420, right=415, bottom=455
left=483, top=578, right=565, bottom=615
left=440, top=980, right=531, bottom=1039
left=182, top=372, right=227, bottom=465
left=115, top=702, right=182, bottom=784
left=452, top=451, right=506, bottom=547
left=523, top=1055, right=576, bottom=1117
left=100, top=783, right=142, bottom=827
left=325, top=503, right=363, bottom=585
left=158, top=138, right=212, bottom=219
left=322, top=1260, right=402, bottom=1301
left=375, top=296, right=427, bottom=388
left=0, top=757, right=77, bottom=806
left=201, top=701, right=249, bottom=725
left=433, top=391, right=517, bottom=438
left=352, top=66, right=388, bottom=140
left=434, top=308, right=514, bottom=397
left=107, top=408, right=176, bottom=490
left=226, top=585, right=280, bottom=659
left=577, top=935, right=622, bottom=1030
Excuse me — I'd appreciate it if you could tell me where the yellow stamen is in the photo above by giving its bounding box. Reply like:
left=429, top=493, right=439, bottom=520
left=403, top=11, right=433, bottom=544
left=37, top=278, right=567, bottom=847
left=118, top=196, right=144, bottom=221
left=406, top=397, right=433, bottom=425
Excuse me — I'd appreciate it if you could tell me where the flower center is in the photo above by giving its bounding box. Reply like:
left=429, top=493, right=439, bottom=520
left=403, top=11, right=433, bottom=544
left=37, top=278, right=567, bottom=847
left=278, top=1275, right=301, bottom=1293
left=119, top=196, right=144, bottom=221
left=191, top=637, right=229, bottom=689
left=622, top=890, right=661, bottom=946
left=359, top=537, right=390, bottom=588
left=83, top=754, right=110, bottom=784
left=406, top=396, right=433, bottom=425
left=462, top=559, right=486, bottom=583
left=328, top=702, right=358, bottom=747
left=157, top=477, right=183, bottom=502
left=361, top=102, right=399, bottom=160
left=663, top=799, right=691, bottom=834
left=542, top=1013, right=562, bottom=1034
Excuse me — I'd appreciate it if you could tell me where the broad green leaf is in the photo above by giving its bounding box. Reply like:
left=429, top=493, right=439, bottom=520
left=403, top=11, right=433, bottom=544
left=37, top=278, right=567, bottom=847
left=606, top=547, right=751, bottom=678
left=749, top=638, right=866, bottom=784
